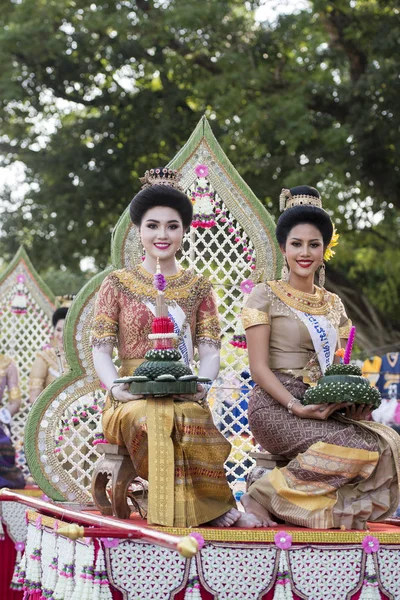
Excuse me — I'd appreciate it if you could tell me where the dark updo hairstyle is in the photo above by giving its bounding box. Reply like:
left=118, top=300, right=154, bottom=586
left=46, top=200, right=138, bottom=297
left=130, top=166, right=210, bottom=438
left=52, top=307, right=68, bottom=328
left=276, top=186, right=333, bottom=249
left=129, top=170, right=193, bottom=231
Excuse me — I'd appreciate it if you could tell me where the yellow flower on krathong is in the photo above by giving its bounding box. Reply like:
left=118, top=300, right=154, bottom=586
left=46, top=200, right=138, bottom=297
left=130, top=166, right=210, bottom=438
left=324, top=228, right=339, bottom=262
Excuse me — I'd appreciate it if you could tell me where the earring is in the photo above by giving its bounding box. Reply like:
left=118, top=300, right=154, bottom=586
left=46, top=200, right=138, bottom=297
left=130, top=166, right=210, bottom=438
left=141, top=246, right=146, bottom=262
left=281, top=257, right=289, bottom=282
left=319, top=262, right=326, bottom=287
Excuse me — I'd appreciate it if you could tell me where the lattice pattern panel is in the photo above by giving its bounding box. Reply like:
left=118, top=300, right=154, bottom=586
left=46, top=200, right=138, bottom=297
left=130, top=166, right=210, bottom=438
left=377, top=546, right=400, bottom=597
left=289, top=546, right=363, bottom=600
left=0, top=258, right=55, bottom=478
left=107, top=540, right=187, bottom=599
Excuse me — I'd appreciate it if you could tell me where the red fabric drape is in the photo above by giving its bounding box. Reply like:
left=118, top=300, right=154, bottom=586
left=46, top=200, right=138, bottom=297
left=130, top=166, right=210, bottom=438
left=0, top=529, right=23, bottom=600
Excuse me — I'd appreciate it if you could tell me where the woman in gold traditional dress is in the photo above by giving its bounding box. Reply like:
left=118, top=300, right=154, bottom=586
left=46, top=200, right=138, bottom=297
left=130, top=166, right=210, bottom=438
left=241, top=186, right=400, bottom=530
left=29, top=307, right=68, bottom=403
left=91, top=168, right=260, bottom=528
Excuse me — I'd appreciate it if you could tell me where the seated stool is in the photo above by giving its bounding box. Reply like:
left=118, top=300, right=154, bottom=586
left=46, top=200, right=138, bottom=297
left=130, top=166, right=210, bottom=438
left=91, top=443, right=141, bottom=519
left=246, top=451, right=290, bottom=490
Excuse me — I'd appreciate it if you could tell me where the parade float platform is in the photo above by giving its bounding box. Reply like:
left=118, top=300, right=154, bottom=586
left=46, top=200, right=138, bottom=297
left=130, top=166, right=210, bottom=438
left=2, top=490, right=400, bottom=600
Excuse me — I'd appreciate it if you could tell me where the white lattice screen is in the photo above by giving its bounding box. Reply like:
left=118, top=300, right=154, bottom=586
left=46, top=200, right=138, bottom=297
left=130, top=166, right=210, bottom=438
left=0, top=254, right=55, bottom=478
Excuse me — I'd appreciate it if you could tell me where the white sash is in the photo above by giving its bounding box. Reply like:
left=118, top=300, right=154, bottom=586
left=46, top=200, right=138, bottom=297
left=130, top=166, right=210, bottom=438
left=144, top=300, right=193, bottom=366
left=289, top=306, right=337, bottom=374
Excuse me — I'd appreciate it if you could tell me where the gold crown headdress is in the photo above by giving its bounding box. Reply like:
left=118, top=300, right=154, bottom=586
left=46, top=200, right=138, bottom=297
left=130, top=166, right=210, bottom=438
left=140, top=168, right=183, bottom=191
left=279, top=188, right=323, bottom=212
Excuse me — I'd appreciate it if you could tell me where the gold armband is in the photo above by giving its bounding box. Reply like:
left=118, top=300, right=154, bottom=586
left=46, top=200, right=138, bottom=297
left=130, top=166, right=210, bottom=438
left=241, top=307, right=269, bottom=330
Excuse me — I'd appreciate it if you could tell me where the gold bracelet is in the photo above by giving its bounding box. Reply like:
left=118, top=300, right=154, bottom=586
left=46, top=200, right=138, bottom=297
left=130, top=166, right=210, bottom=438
left=109, top=385, right=120, bottom=410
left=287, top=396, right=300, bottom=414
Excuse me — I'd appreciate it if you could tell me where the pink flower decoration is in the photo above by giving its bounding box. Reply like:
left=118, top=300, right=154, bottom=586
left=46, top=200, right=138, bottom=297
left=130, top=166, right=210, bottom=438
left=189, top=532, right=205, bottom=550
left=274, top=531, right=292, bottom=550
left=195, top=164, right=208, bottom=178
left=362, top=535, right=380, bottom=553
left=15, top=542, right=25, bottom=552
left=17, top=274, right=25, bottom=283
left=240, top=279, right=255, bottom=295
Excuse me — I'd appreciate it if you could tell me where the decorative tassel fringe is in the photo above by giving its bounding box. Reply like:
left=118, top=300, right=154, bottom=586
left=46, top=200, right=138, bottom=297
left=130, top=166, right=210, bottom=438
left=191, top=179, right=216, bottom=231
left=93, top=543, right=113, bottom=600
left=11, top=274, right=28, bottom=315
left=52, top=536, right=75, bottom=600
left=0, top=516, right=4, bottom=540
left=273, top=550, right=293, bottom=600
left=23, top=517, right=43, bottom=597
left=18, top=522, right=36, bottom=593
left=359, top=554, right=380, bottom=600
left=10, top=547, right=24, bottom=590
left=71, top=539, right=95, bottom=600
left=229, top=334, right=247, bottom=349
left=184, top=558, right=201, bottom=599
left=40, top=529, right=59, bottom=600
left=229, top=315, right=247, bottom=349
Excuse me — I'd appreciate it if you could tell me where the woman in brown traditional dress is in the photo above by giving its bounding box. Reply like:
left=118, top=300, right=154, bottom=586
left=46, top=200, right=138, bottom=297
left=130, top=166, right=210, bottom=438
left=241, top=186, right=400, bottom=530
left=91, top=168, right=260, bottom=528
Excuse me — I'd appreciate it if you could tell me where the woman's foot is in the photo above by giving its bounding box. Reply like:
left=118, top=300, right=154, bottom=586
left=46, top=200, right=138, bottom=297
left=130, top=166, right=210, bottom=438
left=208, top=508, right=262, bottom=528
left=208, top=508, right=241, bottom=527
left=234, top=512, right=263, bottom=528
left=241, top=493, right=278, bottom=527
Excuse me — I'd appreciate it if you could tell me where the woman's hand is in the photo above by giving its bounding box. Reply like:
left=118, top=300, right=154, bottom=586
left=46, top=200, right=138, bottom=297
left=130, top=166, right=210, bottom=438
left=111, top=383, right=143, bottom=403
left=344, top=403, right=372, bottom=421
left=173, top=383, right=207, bottom=403
left=291, top=401, right=349, bottom=421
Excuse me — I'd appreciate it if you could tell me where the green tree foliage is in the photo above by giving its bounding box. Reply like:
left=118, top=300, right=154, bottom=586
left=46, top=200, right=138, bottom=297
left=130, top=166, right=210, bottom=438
left=0, top=0, right=399, bottom=349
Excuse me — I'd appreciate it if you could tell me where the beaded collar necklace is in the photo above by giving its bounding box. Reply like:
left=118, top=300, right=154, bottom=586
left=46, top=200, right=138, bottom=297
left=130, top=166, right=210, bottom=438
left=268, top=280, right=332, bottom=315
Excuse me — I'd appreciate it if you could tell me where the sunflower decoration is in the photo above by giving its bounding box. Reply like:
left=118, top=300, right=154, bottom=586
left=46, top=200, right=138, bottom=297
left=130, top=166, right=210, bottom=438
left=324, top=227, right=339, bottom=262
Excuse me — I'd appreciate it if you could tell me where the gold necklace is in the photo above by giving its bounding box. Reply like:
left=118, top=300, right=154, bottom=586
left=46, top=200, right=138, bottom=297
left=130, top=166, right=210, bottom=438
left=268, top=280, right=331, bottom=315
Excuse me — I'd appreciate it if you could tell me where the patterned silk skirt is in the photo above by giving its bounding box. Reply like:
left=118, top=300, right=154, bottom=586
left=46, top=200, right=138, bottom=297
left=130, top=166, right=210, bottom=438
left=102, top=359, right=236, bottom=528
left=248, top=373, right=400, bottom=530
